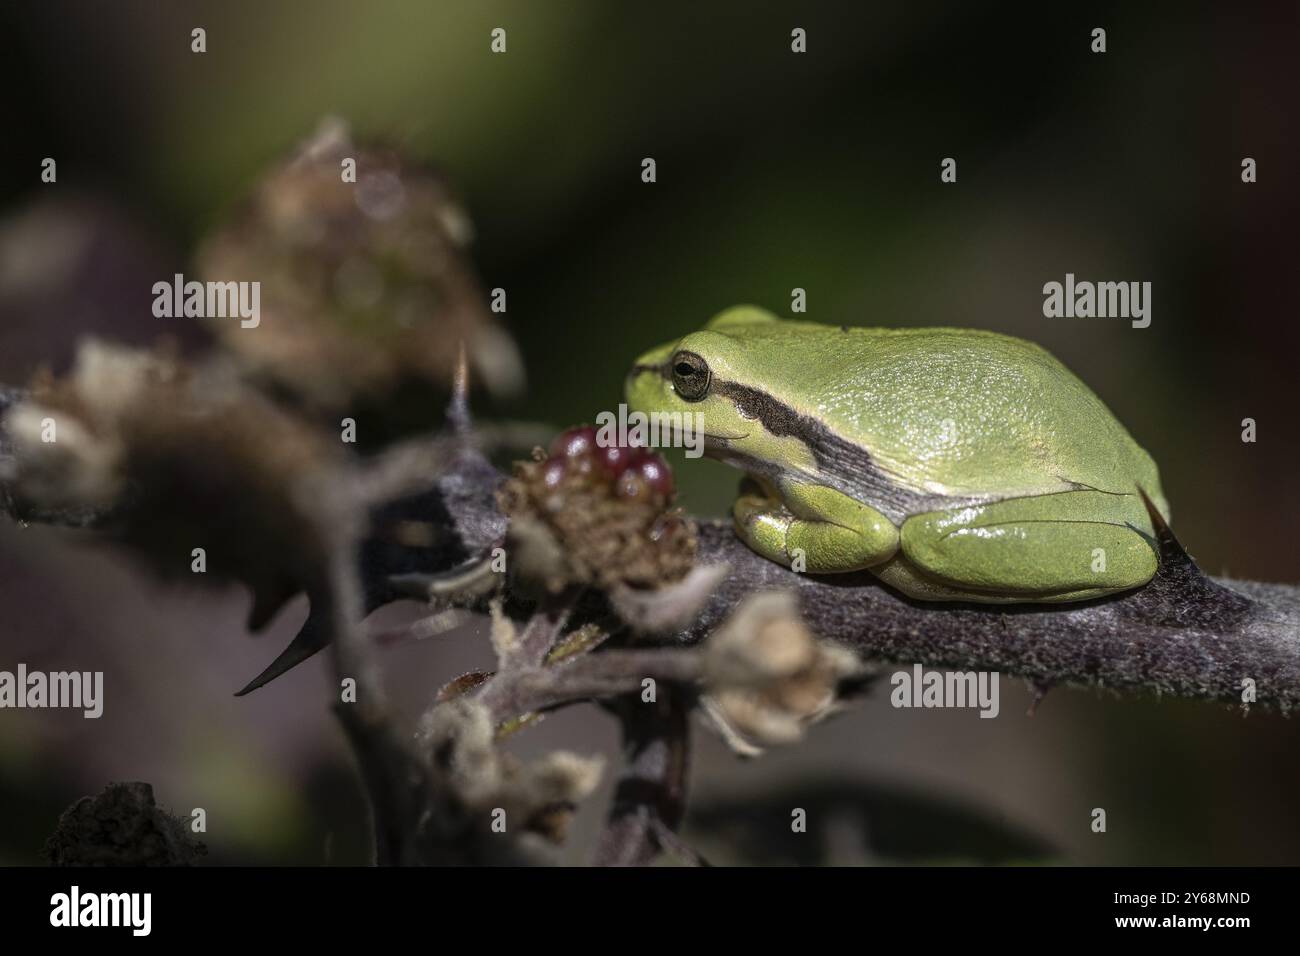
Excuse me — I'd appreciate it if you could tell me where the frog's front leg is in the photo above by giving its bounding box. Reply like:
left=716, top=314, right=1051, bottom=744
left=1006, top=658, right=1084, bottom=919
left=894, top=489, right=1158, bottom=601
left=732, top=477, right=899, bottom=573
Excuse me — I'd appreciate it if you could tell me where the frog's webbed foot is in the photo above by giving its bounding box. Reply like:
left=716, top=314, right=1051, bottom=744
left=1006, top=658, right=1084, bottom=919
left=732, top=478, right=899, bottom=573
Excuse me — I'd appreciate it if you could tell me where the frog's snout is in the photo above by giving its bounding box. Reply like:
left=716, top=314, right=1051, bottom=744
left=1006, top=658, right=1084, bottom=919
left=623, top=361, right=665, bottom=413
left=624, top=341, right=676, bottom=409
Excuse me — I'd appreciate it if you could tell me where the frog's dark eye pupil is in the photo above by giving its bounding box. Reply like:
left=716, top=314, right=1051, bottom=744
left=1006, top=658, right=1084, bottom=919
left=669, top=351, right=710, bottom=401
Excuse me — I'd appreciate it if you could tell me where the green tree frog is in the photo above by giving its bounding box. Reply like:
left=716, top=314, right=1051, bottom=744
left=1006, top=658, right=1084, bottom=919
left=625, top=306, right=1170, bottom=603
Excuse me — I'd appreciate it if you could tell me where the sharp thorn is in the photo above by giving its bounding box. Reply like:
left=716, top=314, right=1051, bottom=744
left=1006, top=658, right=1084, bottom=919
left=235, top=612, right=329, bottom=696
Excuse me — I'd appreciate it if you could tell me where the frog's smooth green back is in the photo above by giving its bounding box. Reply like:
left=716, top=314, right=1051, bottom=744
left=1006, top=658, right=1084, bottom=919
left=696, top=317, right=1164, bottom=506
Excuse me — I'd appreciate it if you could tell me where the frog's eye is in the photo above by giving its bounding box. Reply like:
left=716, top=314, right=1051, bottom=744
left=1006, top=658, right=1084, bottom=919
left=670, top=350, right=711, bottom=401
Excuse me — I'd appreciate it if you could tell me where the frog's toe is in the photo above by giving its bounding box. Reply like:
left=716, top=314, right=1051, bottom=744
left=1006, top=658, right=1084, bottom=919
left=733, top=484, right=900, bottom=573
left=733, top=494, right=797, bottom=565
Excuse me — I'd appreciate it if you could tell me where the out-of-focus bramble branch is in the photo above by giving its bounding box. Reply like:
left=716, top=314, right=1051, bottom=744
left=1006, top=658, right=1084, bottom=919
left=592, top=686, right=699, bottom=867
left=478, top=646, right=701, bottom=721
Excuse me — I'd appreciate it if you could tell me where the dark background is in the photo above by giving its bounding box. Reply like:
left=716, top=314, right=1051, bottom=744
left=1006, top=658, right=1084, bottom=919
left=1, top=1, right=1297, bottom=864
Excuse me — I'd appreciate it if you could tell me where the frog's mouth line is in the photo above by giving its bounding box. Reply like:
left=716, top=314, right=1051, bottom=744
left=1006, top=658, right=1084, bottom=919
left=705, top=431, right=750, bottom=444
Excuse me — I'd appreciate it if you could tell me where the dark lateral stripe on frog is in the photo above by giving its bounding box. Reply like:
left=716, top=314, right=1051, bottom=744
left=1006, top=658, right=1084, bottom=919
left=708, top=378, right=980, bottom=523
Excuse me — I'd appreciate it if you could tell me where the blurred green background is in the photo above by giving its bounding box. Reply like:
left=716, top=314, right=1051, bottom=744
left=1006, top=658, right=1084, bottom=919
left=1, top=0, right=1297, bottom=865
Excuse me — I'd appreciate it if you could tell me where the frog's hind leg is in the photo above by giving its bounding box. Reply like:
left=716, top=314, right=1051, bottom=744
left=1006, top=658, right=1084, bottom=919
left=890, top=489, right=1158, bottom=603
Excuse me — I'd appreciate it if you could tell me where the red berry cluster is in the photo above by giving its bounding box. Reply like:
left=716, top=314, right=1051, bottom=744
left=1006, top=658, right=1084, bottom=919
left=498, top=424, right=695, bottom=590
left=544, top=426, right=675, bottom=500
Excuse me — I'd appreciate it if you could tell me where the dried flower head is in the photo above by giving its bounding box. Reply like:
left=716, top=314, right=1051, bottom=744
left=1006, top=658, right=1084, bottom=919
left=197, top=117, right=522, bottom=409
left=703, top=591, right=864, bottom=751
left=2, top=340, right=338, bottom=616
left=418, top=700, right=604, bottom=844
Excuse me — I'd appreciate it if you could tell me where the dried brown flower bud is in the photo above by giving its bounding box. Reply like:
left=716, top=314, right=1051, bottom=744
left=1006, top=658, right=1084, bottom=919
left=197, top=117, right=522, bottom=409
left=2, top=340, right=338, bottom=618
left=417, top=700, right=603, bottom=845
left=703, top=591, right=864, bottom=751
